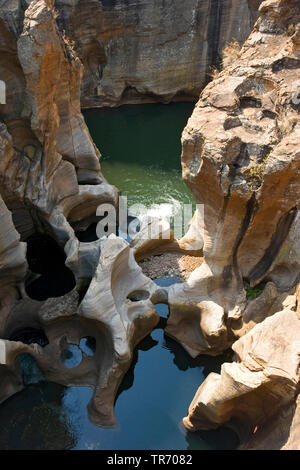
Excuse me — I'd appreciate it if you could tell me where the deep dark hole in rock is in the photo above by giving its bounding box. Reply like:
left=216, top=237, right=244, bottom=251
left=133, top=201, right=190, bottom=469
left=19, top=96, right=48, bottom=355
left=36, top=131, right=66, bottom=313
left=80, top=337, right=96, bottom=356
left=25, top=233, right=76, bottom=301
left=9, top=327, right=49, bottom=347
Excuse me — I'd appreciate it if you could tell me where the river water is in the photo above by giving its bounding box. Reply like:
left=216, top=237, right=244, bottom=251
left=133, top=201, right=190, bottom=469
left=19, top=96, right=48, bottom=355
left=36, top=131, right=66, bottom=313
left=84, top=103, right=196, bottom=228
left=0, top=104, right=238, bottom=450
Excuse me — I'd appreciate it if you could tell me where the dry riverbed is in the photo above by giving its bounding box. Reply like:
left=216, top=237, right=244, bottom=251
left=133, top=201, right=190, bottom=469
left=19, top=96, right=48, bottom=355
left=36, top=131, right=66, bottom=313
left=139, top=252, right=203, bottom=281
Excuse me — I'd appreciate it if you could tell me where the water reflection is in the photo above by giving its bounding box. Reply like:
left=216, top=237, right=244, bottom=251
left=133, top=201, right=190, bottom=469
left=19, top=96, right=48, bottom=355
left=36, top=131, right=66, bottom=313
left=0, top=276, right=237, bottom=450
left=0, top=382, right=77, bottom=450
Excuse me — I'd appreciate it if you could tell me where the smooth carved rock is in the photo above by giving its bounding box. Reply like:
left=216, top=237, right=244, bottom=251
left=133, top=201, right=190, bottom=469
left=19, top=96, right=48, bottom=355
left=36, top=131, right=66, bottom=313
left=166, top=0, right=300, bottom=358
left=55, top=0, right=259, bottom=107
left=240, top=393, right=300, bottom=450
left=0, top=195, right=27, bottom=286
left=79, top=235, right=162, bottom=426
left=183, top=310, right=300, bottom=447
left=0, top=0, right=124, bottom=425
left=0, top=0, right=118, bottom=245
left=0, top=237, right=163, bottom=427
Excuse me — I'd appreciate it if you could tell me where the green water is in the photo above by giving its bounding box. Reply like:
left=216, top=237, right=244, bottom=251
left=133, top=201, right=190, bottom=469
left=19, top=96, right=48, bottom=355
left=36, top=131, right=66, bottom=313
left=84, top=103, right=195, bottom=218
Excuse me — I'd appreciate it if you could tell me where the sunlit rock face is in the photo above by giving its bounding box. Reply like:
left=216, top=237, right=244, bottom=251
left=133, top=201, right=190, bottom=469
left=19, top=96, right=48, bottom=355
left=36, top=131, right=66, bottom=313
left=55, top=0, right=260, bottom=107
left=0, top=195, right=27, bottom=333
left=166, top=0, right=300, bottom=357
left=167, top=0, right=300, bottom=450
left=0, top=0, right=123, bottom=424
left=0, top=0, right=118, bottom=246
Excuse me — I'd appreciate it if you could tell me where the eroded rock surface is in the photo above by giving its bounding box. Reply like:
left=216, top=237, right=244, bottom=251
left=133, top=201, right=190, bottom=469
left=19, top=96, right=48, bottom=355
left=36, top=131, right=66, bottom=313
left=55, top=0, right=259, bottom=107
left=0, top=0, right=118, bottom=246
left=0, top=0, right=126, bottom=425
left=166, top=0, right=300, bottom=358
left=183, top=309, right=300, bottom=447
left=0, top=236, right=164, bottom=426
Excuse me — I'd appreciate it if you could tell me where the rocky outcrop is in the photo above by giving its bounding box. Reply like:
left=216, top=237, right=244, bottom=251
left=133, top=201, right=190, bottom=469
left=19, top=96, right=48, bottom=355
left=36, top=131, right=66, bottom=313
left=183, top=309, right=300, bottom=445
left=166, top=0, right=300, bottom=358
left=241, top=393, right=300, bottom=450
left=169, top=0, right=300, bottom=449
left=0, top=0, right=122, bottom=424
left=0, top=0, right=299, bottom=449
left=0, top=0, right=118, bottom=246
left=0, top=195, right=27, bottom=333
left=55, top=0, right=260, bottom=107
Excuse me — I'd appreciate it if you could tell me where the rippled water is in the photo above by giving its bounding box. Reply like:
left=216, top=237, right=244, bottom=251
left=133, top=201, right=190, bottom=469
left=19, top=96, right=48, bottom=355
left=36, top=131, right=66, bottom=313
left=84, top=103, right=195, bottom=223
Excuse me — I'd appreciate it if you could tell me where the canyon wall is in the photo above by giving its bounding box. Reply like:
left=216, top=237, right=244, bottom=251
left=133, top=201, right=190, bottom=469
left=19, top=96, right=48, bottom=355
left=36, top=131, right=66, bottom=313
left=0, top=0, right=165, bottom=426
left=55, top=0, right=260, bottom=107
left=170, top=0, right=300, bottom=449
left=1, top=0, right=299, bottom=449
left=0, top=0, right=118, bottom=245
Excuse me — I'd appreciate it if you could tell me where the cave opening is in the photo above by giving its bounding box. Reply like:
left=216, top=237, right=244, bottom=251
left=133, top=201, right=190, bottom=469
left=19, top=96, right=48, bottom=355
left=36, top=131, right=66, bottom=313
left=73, top=213, right=140, bottom=242
left=25, top=233, right=76, bottom=301
left=9, top=327, right=49, bottom=347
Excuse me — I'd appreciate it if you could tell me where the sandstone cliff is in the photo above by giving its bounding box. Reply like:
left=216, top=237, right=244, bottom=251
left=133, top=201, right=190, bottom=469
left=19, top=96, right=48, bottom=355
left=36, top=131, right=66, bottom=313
left=0, top=0, right=119, bottom=244
left=0, top=0, right=166, bottom=427
left=0, top=0, right=299, bottom=450
left=174, top=0, right=300, bottom=449
left=55, top=0, right=260, bottom=107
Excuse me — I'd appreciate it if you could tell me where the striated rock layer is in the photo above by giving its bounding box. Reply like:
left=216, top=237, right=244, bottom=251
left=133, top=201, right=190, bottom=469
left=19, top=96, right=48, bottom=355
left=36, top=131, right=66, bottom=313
left=183, top=310, right=300, bottom=443
left=0, top=0, right=130, bottom=426
left=167, top=0, right=300, bottom=356
left=175, top=0, right=300, bottom=449
left=55, top=0, right=260, bottom=107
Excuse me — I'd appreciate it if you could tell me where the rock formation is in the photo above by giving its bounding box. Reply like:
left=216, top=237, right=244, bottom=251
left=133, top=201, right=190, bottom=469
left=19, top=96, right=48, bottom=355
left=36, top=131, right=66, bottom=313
left=0, top=0, right=129, bottom=425
left=55, top=0, right=260, bottom=107
left=172, top=0, right=300, bottom=449
left=0, top=0, right=170, bottom=428
left=166, top=0, right=300, bottom=357
left=0, top=0, right=299, bottom=450
left=183, top=309, right=300, bottom=443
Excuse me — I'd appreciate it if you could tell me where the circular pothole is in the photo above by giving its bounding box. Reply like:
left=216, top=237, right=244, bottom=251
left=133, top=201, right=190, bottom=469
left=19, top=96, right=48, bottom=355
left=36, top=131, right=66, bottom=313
left=9, top=328, right=49, bottom=347
left=127, top=290, right=150, bottom=302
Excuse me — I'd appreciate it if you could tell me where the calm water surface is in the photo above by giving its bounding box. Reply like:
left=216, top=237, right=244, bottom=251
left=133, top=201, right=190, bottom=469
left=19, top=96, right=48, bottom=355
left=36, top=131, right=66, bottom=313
left=0, top=278, right=236, bottom=450
left=84, top=103, right=195, bottom=220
